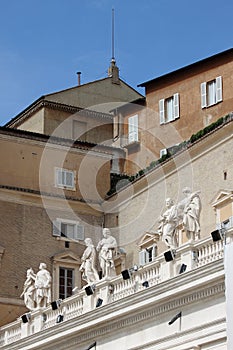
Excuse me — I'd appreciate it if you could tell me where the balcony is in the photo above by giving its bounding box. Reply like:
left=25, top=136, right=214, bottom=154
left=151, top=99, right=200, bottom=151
left=0, top=231, right=231, bottom=348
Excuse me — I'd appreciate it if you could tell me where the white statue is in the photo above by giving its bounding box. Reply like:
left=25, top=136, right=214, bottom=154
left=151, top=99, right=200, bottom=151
left=34, top=263, right=52, bottom=308
left=97, top=228, right=117, bottom=279
left=80, top=238, right=99, bottom=285
left=158, top=198, right=178, bottom=249
left=178, top=187, right=201, bottom=241
left=20, top=268, right=37, bottom=310
left=21, top=263, right=52, bottom=310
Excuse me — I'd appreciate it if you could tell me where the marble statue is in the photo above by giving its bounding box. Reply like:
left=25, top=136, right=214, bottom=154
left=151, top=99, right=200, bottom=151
left=97, top=228, right=117, bottom=279
left=21, top=263, right=52, bottom=310
left=178, top=187, right=201, bottom=241
left=20, top=268, right=36, bottom=310
left=158, top=198, right=178, bottom=249
left=79, top=238, right=99, bottom=285
left=34, top=263, right=52, bottom=308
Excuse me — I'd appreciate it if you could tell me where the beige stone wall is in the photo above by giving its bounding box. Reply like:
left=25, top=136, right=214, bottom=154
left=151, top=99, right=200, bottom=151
left=43, top=108, right=113, bottom=144
left=0, top=133, right=111, bottom=201
left=105, top=121, right=233, bottom=268
left=45, top=78, right=142, bottom=109
left=18, top=109, right=44, bottom=134
left=0, top=131, right=112, bottom=325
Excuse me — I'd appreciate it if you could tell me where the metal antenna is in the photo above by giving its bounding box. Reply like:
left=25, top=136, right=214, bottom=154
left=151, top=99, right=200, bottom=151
left=112, top=8, right=115, bottom=61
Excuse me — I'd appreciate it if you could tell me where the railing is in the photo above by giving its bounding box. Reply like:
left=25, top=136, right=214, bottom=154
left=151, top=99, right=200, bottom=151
left=196, top=239, right=224, bottom=267
left=0, top=233, right=230, bottom=347
left=0, top=322, right=21, bottom=347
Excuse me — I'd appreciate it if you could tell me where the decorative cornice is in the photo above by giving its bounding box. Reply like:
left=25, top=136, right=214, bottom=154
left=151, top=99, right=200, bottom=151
left=44, top=280, right=225, bottom=350
left=0, top=184, right=103, bottom=205
left=6, top=99, right=113, bottom=128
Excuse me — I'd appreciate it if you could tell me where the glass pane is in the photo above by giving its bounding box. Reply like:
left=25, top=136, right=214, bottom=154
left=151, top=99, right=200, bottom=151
left=65, top=172, right=73, bottom=187
left=207, top=80, right=216, bottom=106
left=59, top=268, right=65, bottom=277
left=66, top=224, right=75, bottom=239
left=165, top=97, right=174, bottom=122
left=61, top=223, right=66, bottom=237
left=67, top=269, right=73, bottom=278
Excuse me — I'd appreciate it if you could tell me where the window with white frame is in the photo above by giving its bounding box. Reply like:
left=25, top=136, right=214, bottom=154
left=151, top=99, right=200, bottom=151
left=159, top=93, right=180, bottom=124
left=139, top=245, right=157, bottom=266
left=53, top=218, right=85, bottom=241
left=128, top=114, right=138, bottom=143
left=59, top=267, right=74, bottom=299
left=55, top=168, right=76, bottom=190
left=200, top=76, right=222, bottom=108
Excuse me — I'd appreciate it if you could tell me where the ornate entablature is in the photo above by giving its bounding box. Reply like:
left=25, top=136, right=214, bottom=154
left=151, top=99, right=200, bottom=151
left=211, top=190, right=233, bottom=229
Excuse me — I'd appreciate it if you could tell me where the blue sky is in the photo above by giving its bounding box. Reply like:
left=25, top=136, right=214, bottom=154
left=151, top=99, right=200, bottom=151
left=0, top=0, right=232, bottom=126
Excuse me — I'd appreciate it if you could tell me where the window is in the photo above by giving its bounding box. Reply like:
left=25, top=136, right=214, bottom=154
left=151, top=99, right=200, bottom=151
left=200, top=76, right=222, bottom=108
left=139, top=245, right=157, bottom=266
left=59, top=267, right=74, bottom=299
left=128, top=114, right=138, bottom=143
left=55, top=168, right=75, bottom=190
left=53, top=219, right=85, bottom=241
left=159, top=93, right=179, bottom=124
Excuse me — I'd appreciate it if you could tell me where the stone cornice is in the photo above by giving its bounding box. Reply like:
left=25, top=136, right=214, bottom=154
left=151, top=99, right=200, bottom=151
left=0, top=184, right=103, bottom=206
left=5, top=99, right=113, bottom=128
left=0, top=126, right=124, bottom=157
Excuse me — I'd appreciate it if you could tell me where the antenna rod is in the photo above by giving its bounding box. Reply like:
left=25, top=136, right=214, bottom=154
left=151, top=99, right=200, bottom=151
left=112, top=8, right=114, bottom=60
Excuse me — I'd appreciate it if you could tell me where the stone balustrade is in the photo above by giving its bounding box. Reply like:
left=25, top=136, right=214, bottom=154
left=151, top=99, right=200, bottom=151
left=0, top=232, right=230, bottom=348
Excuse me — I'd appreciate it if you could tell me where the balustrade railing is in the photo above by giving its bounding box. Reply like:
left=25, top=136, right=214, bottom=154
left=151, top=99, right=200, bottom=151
left=0, top=234, right=228, bottom=347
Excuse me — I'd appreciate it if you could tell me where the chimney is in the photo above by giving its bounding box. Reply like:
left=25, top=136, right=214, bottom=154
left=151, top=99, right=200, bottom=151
left=108, top=59, right=120, bottom=84
left=76, top=71, right=81, bottom=86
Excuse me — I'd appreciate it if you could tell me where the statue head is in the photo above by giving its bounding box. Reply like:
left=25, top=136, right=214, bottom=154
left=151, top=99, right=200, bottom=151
left=165, top=198, right=174, bottom=207
left=182, top=187, right=192, bottom=196
left=84, top=238, right=93, bottom=246
left=103, top=228, right=111, bottom=237
left=39, top=263, right=47, bottom=270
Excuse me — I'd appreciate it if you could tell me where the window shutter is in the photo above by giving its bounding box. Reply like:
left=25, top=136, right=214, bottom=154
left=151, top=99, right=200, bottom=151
left=134, top=114, right=138, bottom=141
left=173, top=93, right=180, bottom=119
left=74, top=224, right=85, bottom=241
left=53, top=220, right=61, bottom=237
left=159, top=99, right=165, bottom=124
left=200, top=82, right=207, bottom=108
left=152, top=245, right=157, bottom=260
left=128, top=115, right=138, bottom=143
left=56, top=169, right=63, bottom=186
left=139, top=249, right=146, bottom=266
left=216, top=76, right=222, bottom=102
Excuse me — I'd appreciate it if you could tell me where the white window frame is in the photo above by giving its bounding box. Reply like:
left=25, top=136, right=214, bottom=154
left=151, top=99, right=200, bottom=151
left=139, top=245, right=157, bottom=266
left=55, top=168, right=76, bottom=190
left=128, top=114, right=139, bottom=143
left=159, top=93, right=180, bottom=124
left=53, top=218, right=85, bottom=241
left=200, top=76, right=222, bottom=108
